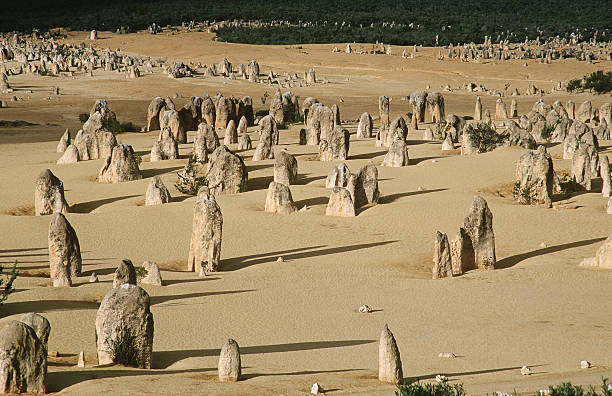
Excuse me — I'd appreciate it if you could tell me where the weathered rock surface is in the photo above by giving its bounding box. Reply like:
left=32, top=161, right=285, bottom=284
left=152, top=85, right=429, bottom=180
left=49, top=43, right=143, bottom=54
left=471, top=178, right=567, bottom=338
left=113, top=259, right=137, bottom=288
left=206, top=145, right=248, bottom=195
left=98, top=144, right=141, bottom=183
left=57, top=129, right=70, bottom=152
left=57, top=144, right=80, bottom=164
left=379, top=324, right=402, bottom=384
left=265, top=182, right=298, bottom=214
left=381, top=141, right=409, bottom=167
left=218, top=339, right=241, bottom=382
left=140, top=261, right=162, bottom=286
left=580, top=233, right=612, bottom=268
left=319, top=126, right=349, bottom=161
left=432, top=231, right=453, bottom=279
left=274, top=150, right=298, bottom=185
left=354, top=165, right=379, bottom=207
left=35, top=169, right=69, bottom=216
left=462, top=196, right=496, bottom=270
left=187, top=188, right=223, bottom=272
left=515, top=146, right=555, bottom=207
left=95, top=284, right=154, bottom=368
left=357, top=112, right=373, bottom=138
left=48, top=213, right=81, bottom=287
left=145, top=176, right=171, bottom=205
left=0, top=321, right=47, bottom=394
left=19, top=313, right=50, bottom=350
left=325, top=187, right=355, bottom=217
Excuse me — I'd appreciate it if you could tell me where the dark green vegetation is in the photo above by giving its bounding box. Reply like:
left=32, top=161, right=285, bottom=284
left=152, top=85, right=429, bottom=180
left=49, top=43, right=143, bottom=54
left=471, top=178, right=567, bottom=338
left=0, top=261, right=18, bottom=305
left=465, top=123, right=506, bottom=153
left=395, top=378, right=612, bottom=396
left=567, top=71, right=612, bottom=95
left=1, top=1, right=609, bottom=46
left=175, top=155, right=207, bottom=195
left=396, top=381, right=465, bottom=396
left=112, top=328, right=140, bottom=367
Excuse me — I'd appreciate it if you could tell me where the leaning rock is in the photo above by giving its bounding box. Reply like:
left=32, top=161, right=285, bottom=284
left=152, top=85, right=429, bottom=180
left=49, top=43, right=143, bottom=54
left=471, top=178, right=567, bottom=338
left=274, top=150, right=298, bottom=185
left=206, top=145, right=248, bottom=195
left=57, top=144, right=80, bottom=164
left=381, top=140, right=409, bottom=167
left=450, top=227, right=475, bottom=275
left=218, top=339, right=241, bottom=382
left=224, top=120, right=238, bottom=145
left=48, top=213, right=81, bottom=287
left=462, top=196, right=496, bottom=270
left=150, top=129, right=178, bottom=162
left=146, top=97, right=165, bottom=131
left=98, top=144, right=141, bottom=183
left=35, top=169, right=69, bottom=216
left=264, top=182, right=297, bottom=214
left=57, top=129, right=70, bottom=152
left=432, top=231, right=453, bottom=279
left=145, top=176, right=171, bottom=205
left=140, top=261, right=162, bottom=286
left=95, top=284, right=154, bottom=368
left=194, top=123, right=220, bottom=162
left=325, top=187, right=355, bottom=217
left=0, top=321, right=47, bottom=394
left=19, top=313, right=50, bottom=350
left=160, top=109, right=186, bottom=144
left=113, top=259, right=137, bottom=288
left=187, top=188, right=223, bottom=272
left=515, top=146, right=554, bottom=207
left=378, top=324, right=402, bottom=384
left=354, top=165, right=379, bottom=207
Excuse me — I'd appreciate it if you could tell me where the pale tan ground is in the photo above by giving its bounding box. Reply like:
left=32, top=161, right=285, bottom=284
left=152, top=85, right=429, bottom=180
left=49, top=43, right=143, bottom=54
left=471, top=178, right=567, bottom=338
left=0, top=30, right=611, bottom=395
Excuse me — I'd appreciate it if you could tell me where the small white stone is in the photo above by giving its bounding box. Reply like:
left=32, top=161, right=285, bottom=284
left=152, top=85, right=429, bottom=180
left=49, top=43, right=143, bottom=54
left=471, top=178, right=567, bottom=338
left=539, top=390, right=550, bottom=395
left=77, top=351, right=85, bottom=367
left=539, top=242, right=547, bottom=248
left=432, top=159, right=438, bottom=163
left=580, top=360, right=591, bottom=369
left=417, top=186, right=424, bottom=191
left=311, top=382, right=322, bottom=394
left=520, top=366, right=531, bottom=375
left=358, top=305, right=372, bottom=313
left=438, top=352, right=456, bottom=358
left=276, top=256, right=284, bottom=263
left=89, top=272, right=99, bottom=283
left=435, top=374, right=447, bottom=383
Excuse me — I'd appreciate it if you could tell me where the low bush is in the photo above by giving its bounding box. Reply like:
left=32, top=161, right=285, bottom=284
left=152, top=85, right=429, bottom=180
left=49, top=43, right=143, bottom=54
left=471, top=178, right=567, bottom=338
left=175, top=155, right=207, bottom=195
left=396, top=381, right=465, bottom=396
left=465, top=123, right=505, bottom=153
left=0, top=261, right=18, bottom=305
left=112, top=328, right=140, bottom=367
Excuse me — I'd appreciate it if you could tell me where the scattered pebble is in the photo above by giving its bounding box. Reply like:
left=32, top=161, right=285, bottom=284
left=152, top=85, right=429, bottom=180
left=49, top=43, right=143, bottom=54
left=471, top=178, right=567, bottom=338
left=580, top=360, right=591, bottom=369
left=311, top=382, right=322, bottom=394
left=358, top=304, right=372, bottom=313
left=520, top=366, right=531, bottom=375
left=435, top=374, right=448, bottom=383
left=299, top=205, right=308, bottom=212
left=417, top=186, right=424, bottom=191
left=89, top=272, right=99, bottom=283
left=276, top=256, right=284, bottom=263
left=438, top=352, right=456, bottom=358
left=432, top=159, right=438, bottom=163
left=539, top=242, right=548, bottom=248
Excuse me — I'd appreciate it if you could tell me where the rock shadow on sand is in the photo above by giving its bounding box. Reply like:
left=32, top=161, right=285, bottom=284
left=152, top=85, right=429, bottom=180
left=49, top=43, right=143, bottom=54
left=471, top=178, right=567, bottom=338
left=223, top=241, right=397, bottom=271
left=71, top=195, right=140, bottom=213
left=153, top=339, right=375, bottom=369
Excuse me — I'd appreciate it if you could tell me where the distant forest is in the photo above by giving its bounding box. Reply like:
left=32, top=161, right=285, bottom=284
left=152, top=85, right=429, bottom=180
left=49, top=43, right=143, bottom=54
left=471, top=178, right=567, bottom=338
left=1, top=0, right=610, bottom=46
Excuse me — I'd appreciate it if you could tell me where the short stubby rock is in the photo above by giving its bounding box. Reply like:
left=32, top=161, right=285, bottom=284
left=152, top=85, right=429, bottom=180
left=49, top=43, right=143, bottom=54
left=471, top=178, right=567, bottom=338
left=0, top=321, right=47, bottom=394
left=95, top=284, right=154, bottom=368
left=206, top=145, right=248, bottom=195
left=325, top=187, right=355, bottom=217
left=265, top=182, right=298, bottom=214
left=113, top=259, right=137, bottom=288
left=274, top=150, right=298, bottom=185
left=98, top=144, right=141, bottom=183
left=381, top=141, right=409, bottom=167
left=218, top=339, right=241, bottom=382
left=140, top=261, right=162, bottom=286
left=35, top=169, right=69, bottom=216
left=57, top=144, right=80, bottom=164
left=354, top=165, right=379, bottom=207
left=145, top=176, right=171, bottom=206
left=319, top=126, right=349, bottom=161
left=19, top=313, right=50, bottom=350
left=515, top=146, right=555, bottom=207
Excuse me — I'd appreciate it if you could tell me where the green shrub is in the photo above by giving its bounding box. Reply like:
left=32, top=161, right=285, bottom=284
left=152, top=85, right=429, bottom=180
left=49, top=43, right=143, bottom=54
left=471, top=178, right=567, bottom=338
left=120, top=122, right=140, bottom=132
left=557, top=172, right=582, bottom=195
left=540, top=123, right=556, bottom=140
left=513, top=181, right=534, bottom=204
left=583, top=71, right=612, bottom=95
left=134, top=266, right=148, bottom=279
left=541, top=378, right=612, bottom=396
left=282, top=103, right=303, bottom=124
left=175, top=155, right=207, bottom=195
left=112, top=328, right=140, bottom=367
left=566, top=79, right=582, bottom=93
left=0, top=261, right=18, bottom=305
left=103, top=118, right=123, bottom=133
left=396, top=381, right=465, bottom=396
left=78, top=113, right=89, bottom=123
left=255, top=110, right=269, bottom=118
left=465, top=123, right=506, bottom=153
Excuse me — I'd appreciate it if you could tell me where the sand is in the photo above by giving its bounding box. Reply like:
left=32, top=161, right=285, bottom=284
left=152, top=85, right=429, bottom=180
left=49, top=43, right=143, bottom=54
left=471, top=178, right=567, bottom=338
left=0, top=29, right=611, bottom=395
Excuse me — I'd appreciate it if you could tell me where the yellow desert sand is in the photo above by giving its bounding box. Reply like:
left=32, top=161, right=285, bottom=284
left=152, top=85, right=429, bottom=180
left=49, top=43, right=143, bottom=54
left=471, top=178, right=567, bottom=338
left=0, top=30, right=611, bottom=395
